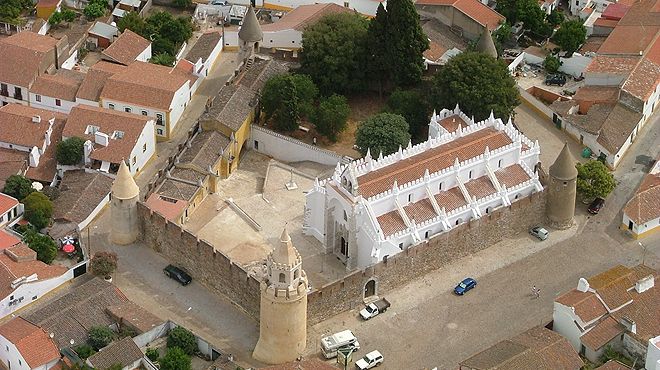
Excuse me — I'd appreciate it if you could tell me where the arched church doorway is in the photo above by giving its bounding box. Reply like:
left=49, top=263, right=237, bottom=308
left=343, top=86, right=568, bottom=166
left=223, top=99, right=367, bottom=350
left=364, top=279, right=377, bottom=298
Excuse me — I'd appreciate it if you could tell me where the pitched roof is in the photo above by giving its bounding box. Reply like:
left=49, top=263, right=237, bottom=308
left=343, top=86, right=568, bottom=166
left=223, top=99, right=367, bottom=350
left=185, top=31, right=222, bottom=63
left=87, top=337, right=144, bottom=369
left=0, top=193, right=19, bottom=216
left=237, top=57, right=289, bottom=91
left=597, top=25, right=660, bottom=55
left=261, top=3, right=352, bottom=32
left=580, top=316, right=625, bottom=350
left=584, top=55, right=639, bottom=74
left=416, top=0, right=505, bottom=31
left=596, top=360, right=632, bottom=370
left=0, top=103, right=66, bottom=149
left=556, top=289, right=608, bottom=323
left=622, top=40, right=660, bottom=101
left=31, top=71, right=84, bottom=101
left=0, top=32, right=58, bottom=88
left=0, top=149, right=28, bottom=189
left=179, top=130, right=229, bottom=170
left=156, top=178, right=200, bottom=201
left=88, top=21, right=119, bottom=39
left=204, top=84, right=257, bottom=131
left=105, top=301, right=164, bottom=334
left=421, top=19, right=469, bottom=63
left=76, top=61, right=127, bottom=102
left=145, top=193, right=188, bottom=222
left=63, top=105, right=151, bottom=165
left=595, top=103, right=643, bottom=154
left=0, top=317, right=60, bottom=368
left=101, top=61, right=191, bottom=110
left=238, top=6, right=263, bottom=42
left=25, top=111, right=65, bottom=183
left=101, top=29, right=151, bottom=66
left=0, top=244, right=68, bottom=302
left=0, top=230, right=22, bottom=250
left=52, top=170, right=113, bottom=224
left=624, top=161, right=660, bottom=224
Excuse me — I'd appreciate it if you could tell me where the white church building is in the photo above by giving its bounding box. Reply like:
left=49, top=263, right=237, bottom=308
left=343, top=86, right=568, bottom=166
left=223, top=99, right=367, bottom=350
left=303, top=106, right=543, bottom=269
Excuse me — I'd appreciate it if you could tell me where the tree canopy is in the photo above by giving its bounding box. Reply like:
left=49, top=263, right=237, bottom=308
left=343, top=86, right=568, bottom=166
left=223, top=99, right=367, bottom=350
left=22, top=229, right=57, bottom=264
left=496, top=0, right=552, bottom=38
left=22, top=192, right=53, bottom=230
left=553, top=20, right=587, bottom=56
left=2, top=175, right=34, bottom=200
left=431, top=51, right=520, bottom=121
left=88, top=326, right=115, bottom=351
left=167, top=326, right=197, bottom=355
left=300, top=12, right=369, bottom=95
left=56, top=137, right=85, bottom=165
left=386, top=89, right=431, bottom=142
left=90, top=251, right=118, bottom=277
left=365, top=3, right=390, bottom=94
left=160, top=347, right=192, bottom=370
left=261, top=74, right=305, bottom=132
left=546, top=9, right=565, bottom=27
left=83, top=0, right=106, bottom=20
left=576, top=160, right=615, bottom=199
left=0, top=0, right=33, bottom=24
left=312, top=94, right=351, bottom=142
left=355, top=113, right=410, bottom=157
left=543, top=55, right=560, bottom=73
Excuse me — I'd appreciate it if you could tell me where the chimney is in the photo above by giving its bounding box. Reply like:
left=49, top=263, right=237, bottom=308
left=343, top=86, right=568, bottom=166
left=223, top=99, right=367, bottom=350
left=577, top=277, right=590, bottom=292
left=32, top=115, right=41, bottom=123
left=634, top=275, right=654, bottom=294
left=84, top=140, right=93, bottom=164
left=620, top=317, right=637, bottom=334
left=95, top=132, right=109, bottom=147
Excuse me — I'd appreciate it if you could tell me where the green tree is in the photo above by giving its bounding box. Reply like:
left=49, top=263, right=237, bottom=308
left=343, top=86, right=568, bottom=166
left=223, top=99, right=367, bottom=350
left=172, top=0, right=192, bottom=8
left=313, top=94, right=351, bottom=142
left=543, top=55, right=561, bottom=73
left=0, top=0, right=33, bottom=24
left=48, top=11, right=63, bottom=26
left=56, top=137, right=85, bottom=165
left=355, top=113, right=410, bottom=157
left=160, top=347, right=192, bottom=370
left=146, top=347, right=160, bottom=362
left=83, top=2, right=105, bottom=20
left=62, top=8, right=76, bottom=22
left=290, top=74, right=318, bottom=118
left=431, top=51, right=520, bottom=121
left=2, top=175, right=34, bottom=200
left=167, top=327, right=197, bottom=355
left=497, top=0, right=551, bottom=37
left=365, top=3, right=390, bottom=95
left=150, top=53, right=176, bottom=66
left=553, top=20, right=587, bottom=56
left=576, top=160, right=615, bottom=200
left=23, top=229, right=57, bottom=264
left=23, top=192, right=53, bottom=230
left=384, top=0, right=429, bottom=86
left=75, top=344, right=96, bottom=360
left=117, top=11, right=147, bottom=34
left=493, top=22, right=512, bottom=45
left=88, top=326, right=115, bottom=351
left=495, top=0, right=518, bottom=23
left=261, top=74, right=317, bottom=120
left=300, top=12, right=369, bottom=94
left=386, top=89, right=430, bottom=141
left=90, top=251, right=118, bottom=277
left=546, top=9, right=565, bottom=27
left=273, top=78, right=300, bottom=132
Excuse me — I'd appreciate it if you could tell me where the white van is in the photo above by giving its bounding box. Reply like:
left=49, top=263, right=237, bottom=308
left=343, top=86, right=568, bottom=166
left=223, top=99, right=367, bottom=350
left=320, top=330, right=360, bottom=359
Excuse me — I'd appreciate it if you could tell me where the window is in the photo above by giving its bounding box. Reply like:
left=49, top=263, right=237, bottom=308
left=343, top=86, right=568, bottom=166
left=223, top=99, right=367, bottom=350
left=498, top=159, right=502, bottom=168
left=5, top=345, right=7, bottom=351
left=132, top=156, right=136, bottom=164
left=398, top=243, right=403, bottom=250
left=468, top=170, right=472, bottom=179
left=124, top=107, right=131, bottom=113
left=156, top=113, right=164, bottom=124
left=143, top=143, right=147, bottom=152
left=35, top=94, right=41, bottom=102
left=279, top=273, right=285, bottom=283
left=425, top=231, right=429, bottom=238
left=108, top=103, right=115, bottom=110
left=344, top=1, right=349, bottom=6
left=408, top=194, right=412, bottom=202
left=439, top=182, right=443, bottom=191
left=157, top=128, right=163, bottom=135
left=343, top=210, right=347, bottom=221
left=141, top=110, right=148, bottom=116
left=32, top=295, right=37, bottom=300
left=55, top=99, right=61, bottom=106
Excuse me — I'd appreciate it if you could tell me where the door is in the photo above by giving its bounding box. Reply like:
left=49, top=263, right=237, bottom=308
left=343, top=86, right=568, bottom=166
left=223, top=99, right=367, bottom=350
left=340, top=237, right=348, bottom=257
left=628, top=221, right=633, bottom=230
left=364, top=280, right=376, bottom=298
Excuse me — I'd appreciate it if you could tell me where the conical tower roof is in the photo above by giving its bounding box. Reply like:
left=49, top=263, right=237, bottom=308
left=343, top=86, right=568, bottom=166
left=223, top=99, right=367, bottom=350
left=238, top=6, right=263, bottom=43
left=111, top=161, right=139, bottom=200
left=476, top=29, right=498, bottom=58
left=549, top=143, right=578, bottom=180
left=272, top=227, right=299, bottom=266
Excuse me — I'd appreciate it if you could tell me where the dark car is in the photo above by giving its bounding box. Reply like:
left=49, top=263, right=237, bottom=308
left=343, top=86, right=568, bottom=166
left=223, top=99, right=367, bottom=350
left=588, top=197, right=605, bottom=214
left=545, top=74, right=567, bottom=86
left=164, top=265, right=192, bottom=285
left=454, top=278, right=477, bottom=295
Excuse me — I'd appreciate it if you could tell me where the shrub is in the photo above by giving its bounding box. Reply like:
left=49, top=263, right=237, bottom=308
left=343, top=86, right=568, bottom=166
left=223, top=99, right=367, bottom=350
left=56, top=137, right=85, bottom=165
left=74, top=344, right=96, bottom=360
left=312, top=94, right=350, bottom=142
left=167, top=326, right=196, bottom=355
left=146, top=347, right=160, bottom=362
left=576, top=160, right=616, bottom=200
left=90, top=251, right=118, bottom=277
left=543, top=55, right=561, bottom=73
left=2, top=175, right=34, bottom=200
left=22, top=230, right=57, bottom=264
left=160, top=347, right=191, bottom=370
left=23, top=192, right=53, bottom=230
left=62, top=8, right=76, bottom=22
left=87, top=326, right=115, bottom=351
left=355, top=113, right=410, bottom=157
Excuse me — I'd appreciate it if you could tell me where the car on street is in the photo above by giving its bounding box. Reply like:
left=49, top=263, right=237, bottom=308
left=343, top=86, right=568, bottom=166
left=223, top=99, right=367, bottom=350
left=359, top=298, right=390, bottom=320
left=210, top=0, right=229, bottom=5
left=545, top=74, right=566, bottom=86
left=529, top=226, right=549, bottom=240
left=453, top=277, right=477, bottom=295
left=588, top=197, right=605, bottom=214
left=355, top=350, right=384, bottom=369
left=163, top=265, right=192, bottom=285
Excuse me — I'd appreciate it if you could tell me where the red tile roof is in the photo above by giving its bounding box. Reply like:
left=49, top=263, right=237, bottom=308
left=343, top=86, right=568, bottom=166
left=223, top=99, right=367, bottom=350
left=494, top=164, right=531, bottom=188
left=0, top=230, right=21, bottom=250
left=597, top=25, right=660, bottom=55
left=580, top=316, right=625, bottom=350
left=262, top=3, right=352, bottom=32
left=101, top=29, right=151, bottom=66
left=30, top=72, right=84, bottom=101
left=556, top=289, right=608, bottom=323
left=0, top=32, right=58, bottom=88
left=0, top=104, right=66, bottom=149
left=584, top=56, right=639, bottom=74
left=596, top=360, right=632, bottom=370
left=602, top=3, right=630, bottom=20
left=403, top=198, right=437, bottom=224
left=76, top=61, right=127, bottom=102
left=416, top=0, right=505, bottom=31
left=438, top=114, right=469, bottom=133
left=435, top=187, right=468, bottom=212
left=0, top=193, right=19, bottom=217
left=0, top=317, right=60, bottom=368
left=377, top=210, right=407, bottom=237
left=145, top=193, right=188, bottom=222
left=593, top=18, right=619, bottom=28
left=624, top=170, right=660, bottom=224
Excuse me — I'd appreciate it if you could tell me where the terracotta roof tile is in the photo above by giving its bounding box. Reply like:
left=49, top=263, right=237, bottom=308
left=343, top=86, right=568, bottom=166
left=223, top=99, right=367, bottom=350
left=416, top=0, right=505, bottom=30
left=30, top=71, right=84, bottom=101
left=145, top=193, right=188, bottom=222
left=403, top=198, right=437, bottom=224
left=204, top=84, right=257, bottom=131
left=0, top=104, right=66, bottom=149
left=584, top=56, right=639, bottom=74
left=377, top=210, right=407, bottom=237
left=237, top=58, right=289, bottom=92
left=596, top=103, right=642, bottom=154
left=494, top=164, right=531, bottom=188
left=87, top=337, right=144, bottom=369
left=0, top=317, right=60, bottom=368
left=0, top=245, right=68, bottom=302
left=556, top=289, right=608, bottom=323
left=0, top=149, right=28, bottom=189
left=0, top=32, right=58, bottom=88
left=421, top=19, right=468, bottom=62
left=179, top=130, right=230, bottom=170
left=598, top=26, right=660, bottom=55
left=624, top=173, right=660, bottom=224
left=101, top=29, right=151, bottom=66
left=602, top=3, right=630, bottom=20
left=463, top=175, right=497, bottom=199
left=261, top=3, right=352, bottom=32
left=0, top=193, right=19, bottom=216
left=0, top=230, right=21, bottom=250
left=52, top=170, right=113, bottom=224
left=622, top=58, right=660, bottom=101
left=156, top=179, right=200, bottom=202
left=438, top=114, right=469, bottom=133
left=593, top=18, right=619, bottom=28
left=596, top=360, right=632, bottom=370
left=63, top=105, right=152, bottom=165
left=573, top=86, right=620, bottom=104
left=357, top=128, right=512, bottom=199
left=185, top=31, right=222, bottom=63
left=105, top=301, right=164, bottom=334
left=580, top=316, right=625, bottom=350
left=76, top=62, right=126, bottom=102
left=434, top=187, right=468, bottom=212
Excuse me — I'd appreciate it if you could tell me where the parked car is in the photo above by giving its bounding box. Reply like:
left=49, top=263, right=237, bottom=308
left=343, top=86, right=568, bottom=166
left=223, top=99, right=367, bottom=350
left=163, top=265, right=192, bottom=285
left=588, top=197, right=605, bottom=214
left=529, top=226, right=549, bottom=240
left=210, top=0, right=229, bottom=5
left=454, top=278, right=477, bottom=295
left=545, top=74, right=566, bottom=86
left=359, top=298, right=390, bottom=320
left=321, top=330, right=360, bottom=359
left=355, top=350, right=384, bottom=370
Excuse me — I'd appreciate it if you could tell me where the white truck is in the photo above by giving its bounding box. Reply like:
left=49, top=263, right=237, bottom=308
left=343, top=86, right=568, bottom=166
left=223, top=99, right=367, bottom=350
left=359, top=298, right=390, bottom=320
left=320, top=330, right=360, bottom=359
left=356, top=350, right=384, bottom=369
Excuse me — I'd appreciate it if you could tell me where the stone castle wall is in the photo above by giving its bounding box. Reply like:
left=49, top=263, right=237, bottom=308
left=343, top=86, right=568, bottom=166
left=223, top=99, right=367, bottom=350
left=138, top=190, right=547, bottom=325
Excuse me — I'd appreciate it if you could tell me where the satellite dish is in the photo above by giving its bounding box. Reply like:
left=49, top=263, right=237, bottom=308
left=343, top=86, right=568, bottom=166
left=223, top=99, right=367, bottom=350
left=31, top=182, right=43, bottom=191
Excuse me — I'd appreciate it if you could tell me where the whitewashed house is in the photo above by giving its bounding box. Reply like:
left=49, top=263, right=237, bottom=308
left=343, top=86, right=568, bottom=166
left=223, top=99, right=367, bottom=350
left=622, top=159, right=660, bottom=239
left=100, top=61, right=192, bottom=141
left=28, top=70, right=84, bottom=113
left=0, top=317, right=62, bottom=370
left=303, top=107, right=543, bottom=269
left=0, top=193, right=22, bottom=229
left=101, top=29, right=152, bottom=66
left=648, top=336, right=660, bottom=370
left=63, top=105, right=156, bottom=175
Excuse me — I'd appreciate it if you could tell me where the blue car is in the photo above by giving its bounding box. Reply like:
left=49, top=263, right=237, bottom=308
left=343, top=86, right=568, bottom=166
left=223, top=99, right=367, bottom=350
left=454, top=278, right=477, bottom=295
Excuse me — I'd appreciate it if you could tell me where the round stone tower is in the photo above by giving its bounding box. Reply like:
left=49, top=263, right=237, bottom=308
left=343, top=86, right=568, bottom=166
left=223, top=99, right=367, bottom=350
left=238, top=6, right=263, bottom=63
left=111, top=161, right=140, bottom=245
left=546, top=143, right=578, bottom=229
left=252, top=228, right=308, bottom=364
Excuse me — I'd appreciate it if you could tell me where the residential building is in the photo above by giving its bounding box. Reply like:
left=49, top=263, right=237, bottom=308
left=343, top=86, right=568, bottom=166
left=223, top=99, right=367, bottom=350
left=100, top=61, right=192, bottom=141
left=0, top=149, right=28, bottom=190
left=101, top=29, right=152, bottom=66
left=553, top=265, right=658, bottom=366
left=0, top=244, right=70, bottom=319
left=259, top=3, right=352, bottom=55
left=421, top=18, right=468, bottom=70
left=303, top=106, right=543, bottom=269
left=28, top=70, right=85, bottom=113
left=86, top=337, right=144, bottom=370
left=415, top=0, right=505, bottom=41
left=256, top=0, right=382, bottom=16
left=0, top=193, right=22, bottom=229
left=184, top=31, right=224, bottom=79
left=0, top=32, right=61, bottom=107
left=62, top=105, right=156, bottom=175
left=75, top=61, right=127, bottom=107
left=87, top=21, right=120, bottom=50
left=459, top=326, right=584, bottom=369
left=622, top=158, right=660, bottom=238
left=0, top=317, right=61, bottom=370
